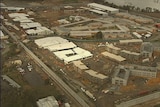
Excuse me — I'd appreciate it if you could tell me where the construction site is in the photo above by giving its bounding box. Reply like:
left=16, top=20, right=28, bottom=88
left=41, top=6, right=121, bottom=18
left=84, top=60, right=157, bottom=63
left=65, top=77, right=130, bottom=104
left=1, top=0, right=160, bottom=107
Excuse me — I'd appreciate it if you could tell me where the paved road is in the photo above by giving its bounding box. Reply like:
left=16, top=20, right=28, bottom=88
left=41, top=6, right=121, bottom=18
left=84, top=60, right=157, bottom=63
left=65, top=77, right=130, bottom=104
left=2, top=24, right=90, bottom=107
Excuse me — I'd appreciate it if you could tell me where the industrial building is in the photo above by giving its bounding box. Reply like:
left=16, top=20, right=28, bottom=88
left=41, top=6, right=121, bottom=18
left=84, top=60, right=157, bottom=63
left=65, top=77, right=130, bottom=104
left=87, top=3, right=119, bottom=14
left=112, top=65, right=130, bottom=86
left=36, top=96, right=59, bottom=107
left=35, top=37, right=93, bottom=64
left=84, top=69, right=108, bottom=84
left=141, top=42, right=153, bottom=58
left=127, top=64, right=157, bottom=78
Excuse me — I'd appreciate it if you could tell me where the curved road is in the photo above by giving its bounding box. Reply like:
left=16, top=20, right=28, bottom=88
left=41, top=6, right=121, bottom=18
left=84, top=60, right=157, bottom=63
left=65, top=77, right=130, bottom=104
left=2, top=24, right=90, bottom=107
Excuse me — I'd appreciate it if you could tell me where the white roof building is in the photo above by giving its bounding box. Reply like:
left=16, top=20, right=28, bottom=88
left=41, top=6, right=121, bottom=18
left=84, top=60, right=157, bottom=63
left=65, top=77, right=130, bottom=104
left=8, top=13, right=29, bottom=18
left=88, top=3, right=119, bottom=13
left=35, top=37, right=68, bottom=48
left=53, top=47, right=93, bottom=64
left=35, top=37, right=93, bottom=64
left=47, top=42, right=77, bottom=52
left=36, top=96, right=59, bottom=107
left=20, top=22, right=41, bottom=29
left=26, top=26, right=53, bottom=36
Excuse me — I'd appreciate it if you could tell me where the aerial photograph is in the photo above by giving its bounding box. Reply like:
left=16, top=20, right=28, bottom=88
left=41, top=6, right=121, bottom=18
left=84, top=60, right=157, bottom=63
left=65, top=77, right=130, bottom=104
left=0, top=0, right=160, bottom=107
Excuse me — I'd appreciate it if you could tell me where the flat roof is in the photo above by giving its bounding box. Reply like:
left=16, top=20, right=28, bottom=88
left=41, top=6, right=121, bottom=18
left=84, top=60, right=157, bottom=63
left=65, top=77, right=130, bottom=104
left=89, top=9, right=108, bottom=15
left=102, top=51, right=126, bottom=62
left=47, top=42, right=77, bottom=52
left=85, top=69, right=108, bottom=80
left=106, top=44, right=121, bottom=51
left=35, top=37, right=68, bottom=48
left=20, top=22, right=41, bottom=29
left=121, top=50, right=140, bottom=56
left=8, top=13, right=29, bottom=18
left=119, top=39, right=143, bottom=43
left=88, top=3, right=119, bottom=12
left=73, top=61, right=89, bottom=70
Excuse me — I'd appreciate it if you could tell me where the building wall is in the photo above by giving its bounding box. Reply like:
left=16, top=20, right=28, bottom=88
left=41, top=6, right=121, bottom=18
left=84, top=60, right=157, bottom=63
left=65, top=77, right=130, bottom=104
left=131, top=70, right=157, bottom=78
left=112, top=77, right=127, bottom=86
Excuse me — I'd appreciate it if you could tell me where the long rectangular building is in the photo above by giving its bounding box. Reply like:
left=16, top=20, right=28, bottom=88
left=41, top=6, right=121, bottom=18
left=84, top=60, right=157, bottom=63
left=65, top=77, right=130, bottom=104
left=88, top=3, right=119, bottom=13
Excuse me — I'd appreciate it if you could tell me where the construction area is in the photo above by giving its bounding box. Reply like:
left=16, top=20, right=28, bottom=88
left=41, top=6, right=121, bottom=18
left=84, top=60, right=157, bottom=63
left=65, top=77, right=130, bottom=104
left=1, top=0, right=160, bottom=107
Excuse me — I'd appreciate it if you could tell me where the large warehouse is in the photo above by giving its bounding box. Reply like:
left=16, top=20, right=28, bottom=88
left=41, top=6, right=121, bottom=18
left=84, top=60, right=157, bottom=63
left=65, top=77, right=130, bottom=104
left=104, top=0, right=160, bottom=11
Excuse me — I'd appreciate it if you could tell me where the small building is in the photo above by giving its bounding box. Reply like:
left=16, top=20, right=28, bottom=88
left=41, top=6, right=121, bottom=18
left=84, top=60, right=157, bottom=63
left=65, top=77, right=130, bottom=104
left=84, top=69, right=108, bottom=84
left=141, top=42, right=153, bottom=58
left=73, top=61, right=89, bottom=74
left=112, top=65, right=130, bottom=86
left=36, top=96, right=59, bottom=107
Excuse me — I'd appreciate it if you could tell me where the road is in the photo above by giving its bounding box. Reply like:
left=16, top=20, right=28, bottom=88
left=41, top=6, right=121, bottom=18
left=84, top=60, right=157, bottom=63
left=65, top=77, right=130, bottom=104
left=2, top=24, right=90, bottom=107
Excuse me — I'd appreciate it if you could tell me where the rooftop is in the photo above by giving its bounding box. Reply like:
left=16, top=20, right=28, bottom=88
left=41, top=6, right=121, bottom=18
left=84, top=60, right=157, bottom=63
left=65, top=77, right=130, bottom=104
left=102, top=51, right=126, bottom=62
left=37, top=96, right=59, bottom=107
left=85, top=69, right=108, bottom=80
